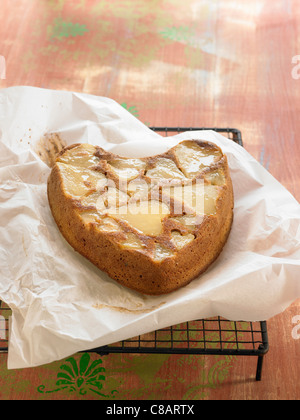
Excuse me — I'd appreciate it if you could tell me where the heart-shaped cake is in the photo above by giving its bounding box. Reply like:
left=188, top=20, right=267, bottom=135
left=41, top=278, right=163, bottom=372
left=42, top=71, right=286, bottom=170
left=47, top=140, right=233, bottom=295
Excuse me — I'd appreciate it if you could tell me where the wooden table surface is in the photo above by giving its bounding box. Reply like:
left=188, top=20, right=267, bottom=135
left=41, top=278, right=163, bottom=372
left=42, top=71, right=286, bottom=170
left=0, top=0, right=299, bottom=400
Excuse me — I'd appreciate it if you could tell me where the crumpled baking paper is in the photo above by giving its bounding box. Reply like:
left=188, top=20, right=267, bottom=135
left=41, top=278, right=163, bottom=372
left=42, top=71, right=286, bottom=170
left=0, top=86, right=299, bottom=369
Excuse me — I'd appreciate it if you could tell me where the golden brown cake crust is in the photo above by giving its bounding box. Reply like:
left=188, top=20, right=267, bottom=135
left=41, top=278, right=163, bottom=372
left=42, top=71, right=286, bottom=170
left=47, top=140, right=234, bottom=295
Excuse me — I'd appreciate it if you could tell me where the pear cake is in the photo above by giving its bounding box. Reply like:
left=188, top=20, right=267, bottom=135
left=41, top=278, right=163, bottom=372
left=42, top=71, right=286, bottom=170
left=47, top=140, right=234, bottom=295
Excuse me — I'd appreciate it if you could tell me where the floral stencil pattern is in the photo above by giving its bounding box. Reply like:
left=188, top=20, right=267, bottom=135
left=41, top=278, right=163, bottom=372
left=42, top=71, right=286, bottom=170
left=37, top=353, right=118, bottom=397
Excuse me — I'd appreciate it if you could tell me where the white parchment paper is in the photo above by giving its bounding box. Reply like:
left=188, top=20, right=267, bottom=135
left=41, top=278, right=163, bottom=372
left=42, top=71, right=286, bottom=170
left=0, top=86, right=299, bottom=369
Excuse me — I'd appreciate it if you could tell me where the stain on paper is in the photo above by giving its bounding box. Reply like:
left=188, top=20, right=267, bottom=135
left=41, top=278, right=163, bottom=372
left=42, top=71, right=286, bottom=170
left=33, top=133, right=66, bottom=168
left=93, top=301, right=166, bottom=314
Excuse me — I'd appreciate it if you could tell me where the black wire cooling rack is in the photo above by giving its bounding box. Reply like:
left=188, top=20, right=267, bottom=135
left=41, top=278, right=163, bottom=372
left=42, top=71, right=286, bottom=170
left=149, top=126, right=243, bottom=146
left=0, top=127, right=269, bottom=381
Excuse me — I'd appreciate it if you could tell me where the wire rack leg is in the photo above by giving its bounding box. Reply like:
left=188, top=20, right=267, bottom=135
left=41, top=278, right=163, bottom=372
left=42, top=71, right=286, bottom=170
left=256, top=355, right=264, bottom=381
